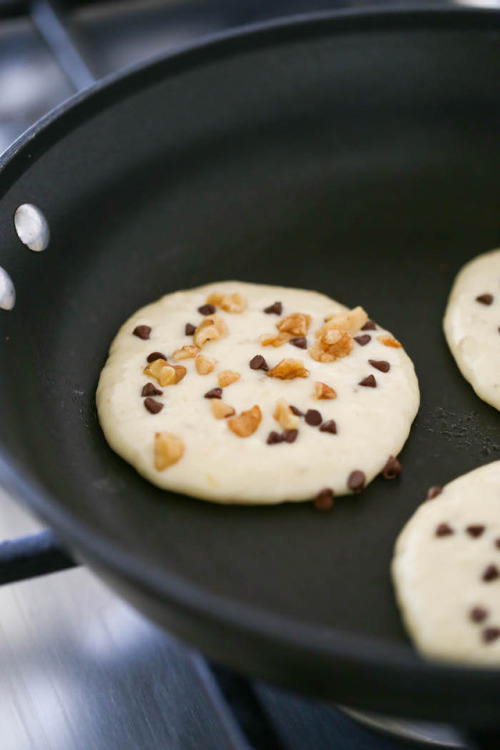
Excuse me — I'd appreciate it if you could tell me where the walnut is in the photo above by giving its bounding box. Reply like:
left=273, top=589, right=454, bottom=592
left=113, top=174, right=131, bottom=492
left=144, top=359, right=176, bottom=386
left=193, top=315, right=228, bottom=347
left=195, top=355, right=217, bottom=375
left=211, top=400, right=236, bottom=419
left=308, top=329, right=353, bottom=363
left=322, top=306, right=368, bottom=336
left=227, top=405, right=262, bottom=437
left=172, top=365, right=187, bottom=383
left=266, top=358, right=309, bottom=380
left=154, top=432, right=185, bottom=470
left=218, top=370, right=240, bottom=387
left=273, top=398, right=299, bottom=430
left=314, top=381, right=337, bottom=400
left=276, top=312, right=311, bottom=337
left=260, top=333, right=291, bottom=347
left=206, top=291, right=247, bottom=313
left=173, top=345, right=200, bottom=360
left=378, top=335, right=402, bottom=348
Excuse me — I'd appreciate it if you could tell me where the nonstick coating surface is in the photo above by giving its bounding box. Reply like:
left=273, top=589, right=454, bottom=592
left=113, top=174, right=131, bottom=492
left=1, top=9, right=500, bottom=724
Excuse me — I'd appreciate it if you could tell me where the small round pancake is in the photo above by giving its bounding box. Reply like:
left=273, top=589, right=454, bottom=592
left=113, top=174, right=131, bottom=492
left=97, top=281, right=419, bottom=504
left=444, top=248, right=500, bottom=411
left=392, top=462, right=500, bottom=665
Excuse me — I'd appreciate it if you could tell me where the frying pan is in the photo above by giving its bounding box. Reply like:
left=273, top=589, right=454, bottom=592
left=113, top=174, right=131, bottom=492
left=1, top=6, right=500, bottom=737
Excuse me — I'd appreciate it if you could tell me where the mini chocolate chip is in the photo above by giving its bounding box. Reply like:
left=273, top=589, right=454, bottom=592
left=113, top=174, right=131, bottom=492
left=359, top=374, right=377, bottom=387
left=369, top=359, right=390, bottom=373
left=348, top=470, right=365, bottom=493
left=267, top=431, right=284, bottom=445
left=133, top=325, right=151, bottom=340
left=435, top=523, right=454, bottom=537
left=204, top=387, right=222, bottom=399
left=305, top=409, right=322, bottom=426
left=319, top=419, right=337, bottom=434
left=144, top=397, right=163, bottom=414
left=467, top=525, right=485, bottom=538
left=354, top=334, right=371, bottom=346
left=249, top=354, right=269, bottom=371
left=482, top=564, right=500, bottom=582
left=283, top=429, right=298, bottom=443
left=290, top=405, right=304, bottom=417
left=382, top=456, right=402, bottom=479
left=147, top=351, right=167, bottom=363
left=141, top=383, right=163, bottom=397
left=290, top=336, right=307, bottom=349
left=426, top=485, right=443, bottom=500
left=483, top=627, right=500, bottom=643
left=470, top=606, right=489, bottom=623
left=362, top=320, right=377, bottom=330
left=495, top=538, right=500, bottom=549
left=264, top=301, right=282, bottom=315
left=476, top=294, right=493, bottom=305
left=313, top=488, right=335, bottom=512
left=198, top=304, right=216, bottom=315
left=185, top=323, right=196, bottom=335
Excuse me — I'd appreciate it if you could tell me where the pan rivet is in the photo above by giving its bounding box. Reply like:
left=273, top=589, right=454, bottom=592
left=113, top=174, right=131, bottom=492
left=14, top=204, right=50, bottom=252
left=0, top=267, right=15, bottom=310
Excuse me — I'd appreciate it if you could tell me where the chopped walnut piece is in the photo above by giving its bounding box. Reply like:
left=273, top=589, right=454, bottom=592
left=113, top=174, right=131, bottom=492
left=378, top=335, right=402, bottom=348
left=266, top=358, right=309, bottom=380
left=218, top=370, right=240, bottom=387
left=172, top=365, right=187, bottom=383
left=323, top=306, right=368, bottom=336
left=206, top=291, right=247, bottom=313
left=227, top=405, right=262, bottom=437
left=195, top=355, right=217, bottom=375
left=144, top=359, right=176, bottom=386
left=277, top=312, right=311, bottom=337
left=173, top=345, right=200, bottom=360
left=309, top=329, right=353, bottom=363
left=211, top=400, right=236, bottom=419
left=193, top=315, right=228, bottom=347
left=314, top=381, right=337, bottom=400
left=260, top=333, right=291, bottom=347
left=154, top=432, right=185, bottom=470
left=273, top=399, right=299, bottom=430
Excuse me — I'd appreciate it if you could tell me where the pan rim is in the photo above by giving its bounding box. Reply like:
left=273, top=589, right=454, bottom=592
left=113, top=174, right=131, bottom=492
left=2, top=4, right=500, bottom=697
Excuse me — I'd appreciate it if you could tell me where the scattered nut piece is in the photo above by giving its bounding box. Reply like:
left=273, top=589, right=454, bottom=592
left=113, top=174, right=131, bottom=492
left=195, top=354, right=217, bottom=375
left=323, top=306, right=368, bottom=336
left=309, top=329, right=353, bottom=363
left=267, top=358, right=309, bottom=380
left=154, top=432, right=185, bottom=470
left=193, top=315, right=228, bottom=347
left=218, top=370, right=240, bottom=387
left=273, top=399, right=299, bottom=430
left=314, top=381, right=337, bottom=400
left=277, top=312, right=311, bottom=337
left=173, top=345, right=200, bottom=360
left=260, top=333, right=291, bottom=347
left=378, top=335, right=402, bottom=348
left=227, top=405, right=262, bottom=437
left=206, top=291, right=247, bottom=313
left=211, top=400, right=236, bottom=419
left=144, top=359, right=176, bottom=386
left=172, top=365, right=187, bottom=383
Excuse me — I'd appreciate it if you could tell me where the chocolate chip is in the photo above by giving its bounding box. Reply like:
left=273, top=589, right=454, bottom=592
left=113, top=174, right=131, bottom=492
left=348, top=470, right=365, bottom=493
left=476, top=294, right=493, bottom=305
left=305, top=409, right=322, bottom=426
left=283, top=429, right=298, bottom=443
left=133, top=325, right=151, bottom=340
left=249, top=354, right=269, bottom=371
left=319, top=419, right=337, bottom=434
left=359, top=374, right=377, bottom=387
left=204, top=387, right=222, bottom=399
left=369, top=359, right=390, bottom=373
left=483, top=627, right=500, bottom=643
left=198, top=304, right=216, bottom=315
left=147, top=351, right=167, bottom=363
left=290, top=337, right=307, bottom=349
left=185, top=323, right=196, bottom=335
left=426, top=485, right=443, bottom=500
left=435, top=523, right=454, bottom=537
left=482, top=564, right=500, bottom=582
left=264, top=301, right=282, bottom=315
left=362, top=321, right=377, bottom=330
left=144, top=397, right=163, bottom=414
left=141, top=383, right=163, bottom=397
left=470, top=606, right=489, bottom=623
left=495, top=538, right=500, bottom=549
left=313, top=488, right=335, bottom=512
left=290, top=405, right=304, bottom=417
left=267, top=431, right=284, bottom=445
left=467, top=525, right=485, bottom=538
left=382, top=456, right=402, bottom=479
left=354, top=334, right=371, bottom=346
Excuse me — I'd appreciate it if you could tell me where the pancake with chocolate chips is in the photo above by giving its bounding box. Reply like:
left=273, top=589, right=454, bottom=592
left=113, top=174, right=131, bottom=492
left=97, top=281, right=419, bottom=504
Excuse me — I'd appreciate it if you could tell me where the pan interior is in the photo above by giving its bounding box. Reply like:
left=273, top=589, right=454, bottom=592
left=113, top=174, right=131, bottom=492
left=1, top=19, right=500, bottom=653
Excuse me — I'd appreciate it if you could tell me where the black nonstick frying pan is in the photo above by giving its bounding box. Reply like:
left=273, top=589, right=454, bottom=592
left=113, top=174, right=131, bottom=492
left=1, top=6, right=500, bottom=738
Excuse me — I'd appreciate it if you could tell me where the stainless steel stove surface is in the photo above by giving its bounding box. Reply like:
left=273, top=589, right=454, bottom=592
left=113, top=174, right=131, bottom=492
left=0, top=2, right=474, bottom=748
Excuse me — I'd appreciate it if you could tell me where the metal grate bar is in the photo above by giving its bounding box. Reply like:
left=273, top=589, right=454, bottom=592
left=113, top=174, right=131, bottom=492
left=0, top=529, right=77, bottom=584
